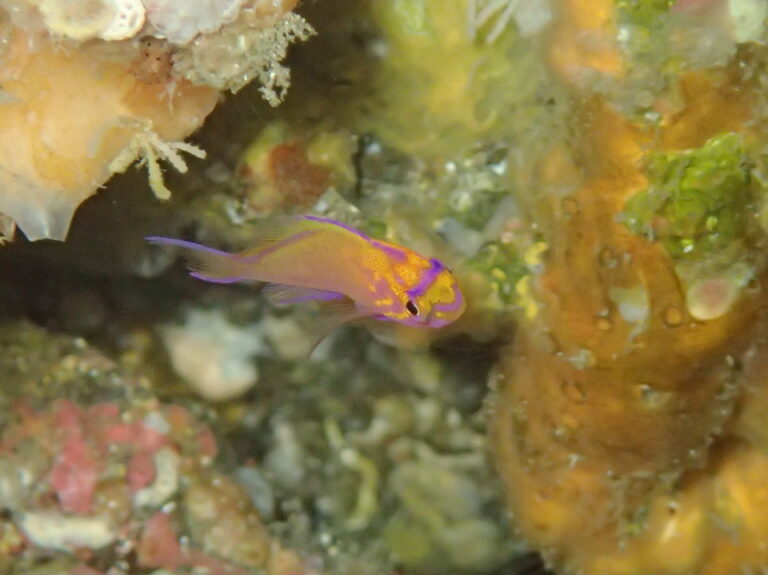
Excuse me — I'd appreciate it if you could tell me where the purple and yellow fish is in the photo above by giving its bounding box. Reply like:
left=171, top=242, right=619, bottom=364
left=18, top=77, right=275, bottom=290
left=147, top=215, right=466, bottom=330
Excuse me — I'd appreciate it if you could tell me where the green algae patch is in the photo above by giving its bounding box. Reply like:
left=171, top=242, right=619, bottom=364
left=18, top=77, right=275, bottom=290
left=608, top=0, right=738, bottom=122
left=616, top=0, right=674, bottom=30
left=623, top=133, right=754, bottom=259
left=365, top=0, right=561, bottom=157
left=468, top=241, right=529, bottom=308
left=622, top=133, right=768, bottom=321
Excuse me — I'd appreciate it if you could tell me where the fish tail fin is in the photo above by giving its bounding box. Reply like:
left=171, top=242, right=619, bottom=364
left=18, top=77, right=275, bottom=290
left=146, top=236, right=251, bottom=284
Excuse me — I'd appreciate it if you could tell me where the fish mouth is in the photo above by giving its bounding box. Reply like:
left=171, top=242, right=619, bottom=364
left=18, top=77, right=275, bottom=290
left=424, top=311, right=449, bottom=328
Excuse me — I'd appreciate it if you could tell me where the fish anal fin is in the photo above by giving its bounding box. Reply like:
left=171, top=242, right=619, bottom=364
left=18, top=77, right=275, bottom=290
left=262, top=284, right=346, bottom=305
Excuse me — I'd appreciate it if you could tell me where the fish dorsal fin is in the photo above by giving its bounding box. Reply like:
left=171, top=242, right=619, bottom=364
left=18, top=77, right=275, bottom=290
left=237, top=216, right=375, bottom=264
left=236, top=217, right=319, bottom=261
left=262, top=283, right=346, bottom=305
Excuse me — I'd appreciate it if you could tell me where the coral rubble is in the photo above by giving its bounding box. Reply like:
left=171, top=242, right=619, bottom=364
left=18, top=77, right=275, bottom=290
left=0, top=321, right=309, bottom=574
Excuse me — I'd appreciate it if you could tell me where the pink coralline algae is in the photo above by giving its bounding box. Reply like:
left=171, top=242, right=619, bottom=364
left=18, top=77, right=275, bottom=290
left=6, top=399, right=172, bottom=514
left=49, top=432, right=99, bottom=514
left=0, top=394, right=290, bottom=573
left=137, top=511, right=249, bottom=575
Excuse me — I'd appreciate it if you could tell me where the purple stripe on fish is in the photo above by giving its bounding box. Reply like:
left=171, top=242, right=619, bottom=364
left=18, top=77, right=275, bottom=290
left=147, top=237, right=248, bottom=283
left=432, top=286, right=464, bottom=313
left=407, top=258, right=445, bottom=298
left=301, top=215, right=371, bottom=240
left=370, top=239, right=408, bottom=261
left=242, top=229, right=317, bottom=263
left=278, top=291, right=345, bottom=303
left=283, top=290, right=346, bottom=303
left=301, top=215, right=408, bottom=261
left=146, top=236, right=231, bottom=257
left=189, top=272, right=243, bottom=284
left=262, top=283, right=346, bottom=304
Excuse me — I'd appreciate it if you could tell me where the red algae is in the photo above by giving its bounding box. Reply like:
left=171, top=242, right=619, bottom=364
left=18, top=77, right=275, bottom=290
left=269, top=143, right=331, bottom=207
left=138, top=511, right=252, bottom=575
left=136, top=512, right=182, bottom=567
left=50, top=433, right=99, bottom=514
left=1, top=393, right=286, bottom=571
left=127, top=452, right=157, bottom=491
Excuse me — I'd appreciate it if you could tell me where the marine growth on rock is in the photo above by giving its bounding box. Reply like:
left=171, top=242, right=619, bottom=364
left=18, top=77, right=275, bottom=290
left=5, top=1, right=768, bottom=574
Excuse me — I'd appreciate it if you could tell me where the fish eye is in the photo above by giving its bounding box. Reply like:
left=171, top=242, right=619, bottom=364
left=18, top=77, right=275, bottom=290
left=405, top=300, right=419, bottom=316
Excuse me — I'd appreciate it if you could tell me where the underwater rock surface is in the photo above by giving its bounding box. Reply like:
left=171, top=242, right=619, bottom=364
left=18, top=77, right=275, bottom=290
left=0, top=321, right=308, bottom=574
left=4, top=0, right=768, bottom=574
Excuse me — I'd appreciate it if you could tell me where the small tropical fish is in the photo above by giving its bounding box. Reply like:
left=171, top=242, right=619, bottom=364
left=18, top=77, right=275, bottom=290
left=147, top=215, right=466, bottom=331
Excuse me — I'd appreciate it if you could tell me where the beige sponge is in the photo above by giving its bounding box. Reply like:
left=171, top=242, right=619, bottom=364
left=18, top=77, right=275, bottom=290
left=0, top=0, right=310, bottom=241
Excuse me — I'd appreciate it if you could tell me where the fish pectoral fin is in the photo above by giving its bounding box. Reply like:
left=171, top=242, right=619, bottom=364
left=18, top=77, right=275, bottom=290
left=307, top=299, right=367, bottom=356
left=262, top=284, right=346, bottom=305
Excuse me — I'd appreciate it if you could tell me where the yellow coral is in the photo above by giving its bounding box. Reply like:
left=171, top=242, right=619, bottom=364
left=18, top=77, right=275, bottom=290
left=489, top=0, right=768, bottom=573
